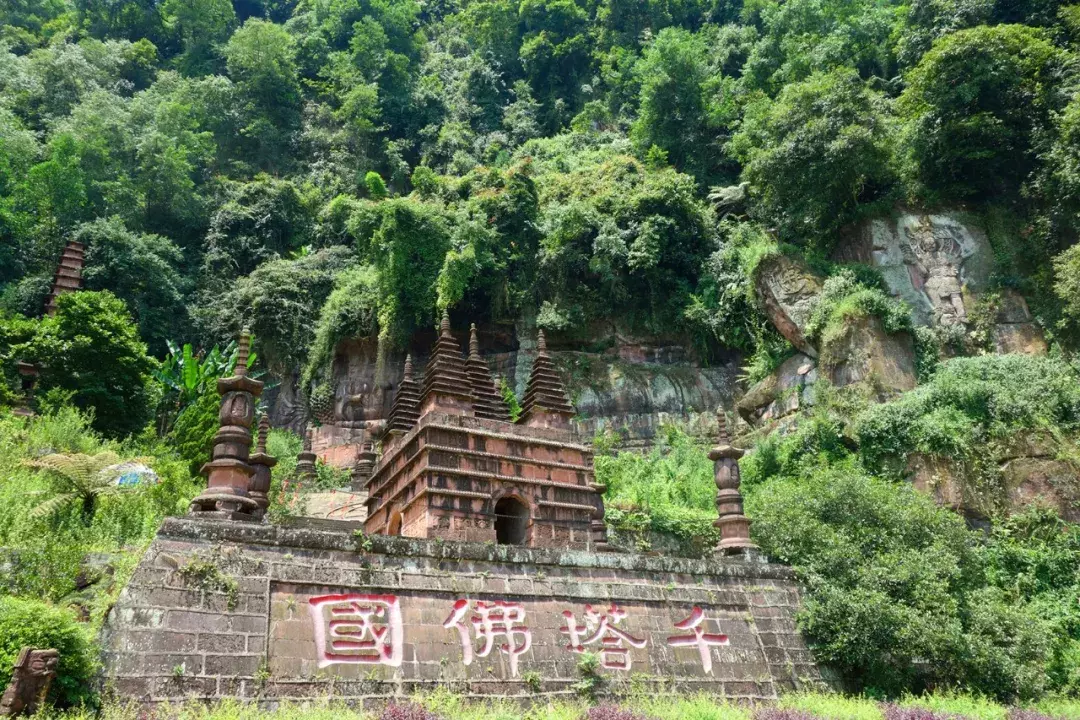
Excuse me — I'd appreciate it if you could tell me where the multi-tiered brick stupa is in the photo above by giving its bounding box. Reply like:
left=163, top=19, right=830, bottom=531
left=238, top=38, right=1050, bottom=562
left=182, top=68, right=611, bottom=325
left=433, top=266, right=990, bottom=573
left=363, top=314, right=602, bottom=549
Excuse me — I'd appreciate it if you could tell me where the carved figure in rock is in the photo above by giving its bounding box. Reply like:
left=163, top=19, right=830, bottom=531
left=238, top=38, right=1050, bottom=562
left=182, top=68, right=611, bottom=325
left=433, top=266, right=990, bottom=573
left=0, top=648, right=59, bottom=717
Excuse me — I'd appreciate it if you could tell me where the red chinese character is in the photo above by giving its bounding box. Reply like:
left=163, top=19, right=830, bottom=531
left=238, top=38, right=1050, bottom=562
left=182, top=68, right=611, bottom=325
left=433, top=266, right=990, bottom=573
left=308, top=594, right=403, bottom=668
left=667, top=606, right=729, bottom=674
left=443, top=599, right=532, bottom=676
left=560, top=603, right=647, bottom=671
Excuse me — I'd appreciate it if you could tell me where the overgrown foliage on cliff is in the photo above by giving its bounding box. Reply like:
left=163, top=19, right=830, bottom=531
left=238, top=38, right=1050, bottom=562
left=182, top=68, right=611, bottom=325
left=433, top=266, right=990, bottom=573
left=5, top=0, right=1080, bottom=388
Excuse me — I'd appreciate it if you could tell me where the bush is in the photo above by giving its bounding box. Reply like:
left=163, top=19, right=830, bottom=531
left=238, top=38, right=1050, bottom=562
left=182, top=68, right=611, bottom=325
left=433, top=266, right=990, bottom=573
left=731, top=69, right=895, bottom=249
left=24, top=291, right=155, bottom=439
left=168, top=389, right=219, bottom=476
left=0, top=596, right=96, bottom=708
left=898, top=25, right=1064, bottom=201
left=597, top=425, right=719, bottom=555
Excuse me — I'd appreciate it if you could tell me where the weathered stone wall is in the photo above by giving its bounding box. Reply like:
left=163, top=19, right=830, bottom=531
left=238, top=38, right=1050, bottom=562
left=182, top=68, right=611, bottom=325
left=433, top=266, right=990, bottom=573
left=273, top=326, right=739, bottom=462
left=102, top=518, right=820, bottom=707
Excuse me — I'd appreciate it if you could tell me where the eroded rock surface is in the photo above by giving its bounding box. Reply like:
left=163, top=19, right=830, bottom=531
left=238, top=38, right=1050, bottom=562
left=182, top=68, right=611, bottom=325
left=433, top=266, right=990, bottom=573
left=754, top=255, right=823, bottom=357
left=837, top=210, right=994, bottom=327
left=736, top=353, right=816, bottom=426
left=819, top=314, right=917, bottom=395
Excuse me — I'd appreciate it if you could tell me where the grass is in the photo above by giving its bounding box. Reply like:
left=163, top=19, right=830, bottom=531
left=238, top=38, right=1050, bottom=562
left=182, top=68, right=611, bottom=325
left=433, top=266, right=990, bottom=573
left=33, top=694, right=1080, bottom=720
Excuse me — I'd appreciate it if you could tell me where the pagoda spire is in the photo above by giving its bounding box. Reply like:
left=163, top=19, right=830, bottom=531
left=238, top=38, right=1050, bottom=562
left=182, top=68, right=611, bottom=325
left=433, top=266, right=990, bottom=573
left=386, top=354, right=421, bottom=434
left=189, top=330, right=261, bottom=519
left=710, top=409, right=758, bottom=556
left=417, top=311, right=474, bottom=418
left=248, top=415, right=276, bottom=519
left=465, top=324, right=510, bottom=422
left=519, top=330, right=575, bottom=428
left=45, top=240, right=85, bottom=315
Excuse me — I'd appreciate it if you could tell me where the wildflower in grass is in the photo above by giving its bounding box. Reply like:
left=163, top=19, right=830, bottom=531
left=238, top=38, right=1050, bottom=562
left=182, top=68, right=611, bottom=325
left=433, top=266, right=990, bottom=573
left=379, top=703, right=442, bottom=720
left=584, top=705, right=658, bottom=720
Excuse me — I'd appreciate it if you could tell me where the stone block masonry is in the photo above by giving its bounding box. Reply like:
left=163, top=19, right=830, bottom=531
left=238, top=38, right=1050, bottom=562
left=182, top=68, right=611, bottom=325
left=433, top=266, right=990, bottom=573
left=102, top=517, right=821, bottom=707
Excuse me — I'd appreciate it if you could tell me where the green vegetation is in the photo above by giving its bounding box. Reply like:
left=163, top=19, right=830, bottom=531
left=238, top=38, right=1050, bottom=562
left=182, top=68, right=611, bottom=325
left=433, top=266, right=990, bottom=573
left=2, top=0, right=1080, bottom=388
left=2, top=0, right=1080, bottom=708
left=29, top=691, right=1080, bottom=720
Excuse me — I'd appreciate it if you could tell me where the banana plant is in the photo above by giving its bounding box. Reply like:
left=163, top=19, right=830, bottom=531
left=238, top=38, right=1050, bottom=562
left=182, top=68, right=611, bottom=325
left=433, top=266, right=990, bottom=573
left=153, top=339, right=261, bottom=435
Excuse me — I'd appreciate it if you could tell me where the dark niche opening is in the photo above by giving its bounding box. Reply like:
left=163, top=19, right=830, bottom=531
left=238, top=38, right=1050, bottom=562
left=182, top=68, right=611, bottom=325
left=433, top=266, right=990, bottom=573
left=387, top=510, right=403, bottom=536
left=494, top=497, right=529, bottom=546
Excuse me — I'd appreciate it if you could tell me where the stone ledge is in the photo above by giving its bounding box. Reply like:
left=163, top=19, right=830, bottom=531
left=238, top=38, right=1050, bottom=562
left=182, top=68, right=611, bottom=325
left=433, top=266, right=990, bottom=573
left=159, top=517, right=791, bottom=579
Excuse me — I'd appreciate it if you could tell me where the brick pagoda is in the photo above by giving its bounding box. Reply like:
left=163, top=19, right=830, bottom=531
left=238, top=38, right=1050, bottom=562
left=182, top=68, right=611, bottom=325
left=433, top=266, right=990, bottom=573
left=363, top=315, right=604, bottom=549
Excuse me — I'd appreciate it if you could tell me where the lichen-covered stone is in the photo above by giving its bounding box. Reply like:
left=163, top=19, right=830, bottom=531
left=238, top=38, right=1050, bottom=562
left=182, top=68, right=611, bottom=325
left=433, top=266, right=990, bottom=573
left=818, top=315, right=917, bottom=395
left=753, top=255, right=823, bottom=357
left=736, top=354, right=816, bottom=426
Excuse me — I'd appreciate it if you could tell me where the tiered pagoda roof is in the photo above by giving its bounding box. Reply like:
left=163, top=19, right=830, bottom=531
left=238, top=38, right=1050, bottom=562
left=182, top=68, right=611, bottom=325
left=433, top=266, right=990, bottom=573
left=520, top=330, right=575, bottom=421
left=418, top=312, right=474, bottom=407
left=386, top=354, right=421, bottom=433
left=465, top=324, right=510, bottom=422
left=45, top=240, right=85, bottom=315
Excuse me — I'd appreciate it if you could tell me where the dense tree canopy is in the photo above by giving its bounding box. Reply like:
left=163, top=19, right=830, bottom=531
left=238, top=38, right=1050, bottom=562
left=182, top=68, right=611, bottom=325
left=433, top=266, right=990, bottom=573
left=1, top=0, right=1080, bottom=386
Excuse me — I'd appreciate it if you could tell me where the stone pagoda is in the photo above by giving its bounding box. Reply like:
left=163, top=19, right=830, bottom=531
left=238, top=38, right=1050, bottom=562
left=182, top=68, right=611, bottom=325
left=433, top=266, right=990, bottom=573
left=363, top=314, right=603, bottom=549
left=45, top=240, right=85, bottom=315
left=190, top=332, right=262, bottom=520
left=710, top=410, right=758, bottom=556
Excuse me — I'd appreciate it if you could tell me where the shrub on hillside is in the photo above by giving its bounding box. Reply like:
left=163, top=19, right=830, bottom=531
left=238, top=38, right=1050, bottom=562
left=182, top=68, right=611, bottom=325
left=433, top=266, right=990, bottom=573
left=746, top=462, right=1061, bottom=699
left=23, top=291, right=155, bottom=438
left=0, top=596, right=96, bottom=708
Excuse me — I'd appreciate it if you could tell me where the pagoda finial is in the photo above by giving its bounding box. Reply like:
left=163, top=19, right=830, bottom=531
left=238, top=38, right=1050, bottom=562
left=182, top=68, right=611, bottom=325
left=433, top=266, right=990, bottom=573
left=717, top=408, right=731, bottom=445
left=257, top=415, right=269, bottom=453
left=709, top=406, right=757, bottom=557
left=387, top=354, right=423, bottom=433
left=236, top=330, right=251, bottom=378
left=418, top=315, right=474, bottom=417
left=465, top=322, right=510, bottom=421
left=469, top=323, right=480, bottom=358
left=519, top=330, right=575, bottom=428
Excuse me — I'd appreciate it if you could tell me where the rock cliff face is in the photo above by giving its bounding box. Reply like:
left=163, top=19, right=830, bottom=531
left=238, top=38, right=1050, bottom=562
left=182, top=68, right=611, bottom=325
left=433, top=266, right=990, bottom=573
left=276, top=206, right=1071, bottom=521
left=270, top=323, right=739, bottom=464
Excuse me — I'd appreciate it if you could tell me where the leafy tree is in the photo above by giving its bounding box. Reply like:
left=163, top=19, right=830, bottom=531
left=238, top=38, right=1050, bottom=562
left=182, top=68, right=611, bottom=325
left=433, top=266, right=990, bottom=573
left=25, top=291, right=155, bottom=438
left=897, top=25, right=1064, bottom=202
left=223, top=18, right=301, bottom=168
left=201, top=175, right=315, bottom=283
left=161, top=0, right=236, bottom=75
left=198, top=246, right=354, bottom=372
left=631, top=27, right=726, bottom=184
left=519, top=0, right=591, bottom=129
left=732, top=69, right=894, bottom=248
left=76, top=217, right=187, bottom=355
left=1054, top=243, right=1080, bottom=331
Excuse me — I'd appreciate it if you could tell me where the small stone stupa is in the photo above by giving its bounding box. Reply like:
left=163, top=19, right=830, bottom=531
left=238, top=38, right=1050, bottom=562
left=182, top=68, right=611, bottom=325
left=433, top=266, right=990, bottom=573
left=364, top=318, right=603, bottom=549
left=710, top=410, right=758, bottom=556
left=189, top=332, right=262, bottom=520
left=465, top=324, right=510, bottom=421
left=519, top=330, right=576, bottom=429
left=248, top=415, right=275, bottom=519
left=295, top=425, right=318, bottom=482
left=385, top=354, right=421, bottom=436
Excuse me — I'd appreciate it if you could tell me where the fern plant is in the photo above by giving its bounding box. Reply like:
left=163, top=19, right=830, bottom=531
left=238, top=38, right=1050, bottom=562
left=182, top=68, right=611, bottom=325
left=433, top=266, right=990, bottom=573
left=23, top=452, right=146, bottom=525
